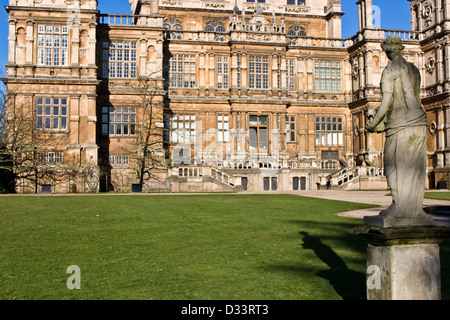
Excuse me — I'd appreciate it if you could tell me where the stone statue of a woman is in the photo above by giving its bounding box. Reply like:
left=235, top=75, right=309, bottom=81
left=365, top=36, right=434, bottom=228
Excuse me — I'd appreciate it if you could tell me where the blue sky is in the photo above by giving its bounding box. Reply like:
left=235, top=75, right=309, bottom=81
left=0, top=0, right=412, bottom=70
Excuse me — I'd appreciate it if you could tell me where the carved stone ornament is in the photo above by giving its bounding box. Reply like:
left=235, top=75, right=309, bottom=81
left=425, top=56, right=436, bottom=73
left=422, top=1, right=434, bottom=27
left=429, top=121, right=437, bottom=135
left=352, top=63, right=359, bottom=79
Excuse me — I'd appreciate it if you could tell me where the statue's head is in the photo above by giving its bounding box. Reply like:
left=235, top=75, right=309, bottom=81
left=381, top=36, right=405, bottom=60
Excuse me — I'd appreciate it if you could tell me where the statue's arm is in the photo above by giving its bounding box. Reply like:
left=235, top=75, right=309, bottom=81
left=366, top=67, right=395, bottom=132
left=366, top=91, right=392, bottom=132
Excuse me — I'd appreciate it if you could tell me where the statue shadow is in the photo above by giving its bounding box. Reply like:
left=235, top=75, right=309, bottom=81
left=298, top=231, right=366, bottom=300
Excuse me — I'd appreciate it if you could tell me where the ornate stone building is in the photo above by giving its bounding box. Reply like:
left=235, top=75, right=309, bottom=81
left=3, top=0, right=449, bottom=193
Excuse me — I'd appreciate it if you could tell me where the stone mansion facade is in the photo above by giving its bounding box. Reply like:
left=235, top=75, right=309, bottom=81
left=3, top=0, right=450, bottom=193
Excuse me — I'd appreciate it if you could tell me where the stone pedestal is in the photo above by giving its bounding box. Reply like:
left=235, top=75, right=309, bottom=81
left=354, top=225, right=450, bottom=300
left=364, top=212, right=435, bottom=228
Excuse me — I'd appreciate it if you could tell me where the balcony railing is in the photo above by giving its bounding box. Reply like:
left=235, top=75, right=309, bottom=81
left=349, top=28, right=421, bottom=46
left=99, top=14, right=139, bottom=26
left=99, top=15, right=419, bottom=50
left=193, top=151, right=343, bottom=171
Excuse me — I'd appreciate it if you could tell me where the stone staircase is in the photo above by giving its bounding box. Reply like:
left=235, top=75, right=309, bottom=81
left=168, top=166, right=239, bottom=192
left=327, top=165, right=387, bottom=190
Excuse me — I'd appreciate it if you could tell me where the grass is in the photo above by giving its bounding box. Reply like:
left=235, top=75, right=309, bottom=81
left=0, top=194, right=449, bottom=300
left=425, top=191, right=450, bottom=201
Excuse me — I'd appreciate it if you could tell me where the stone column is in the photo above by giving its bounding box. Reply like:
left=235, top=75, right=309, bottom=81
left=271, top=54, right=278, bottom=92
left=209, top=52, right=216, bottom=95
left=445, top=0, right=450, bottom=21
left=231, top=52, right=238, bottom=93
left=306, top=57, right=313, bottom=98
left=199, top=52, right=206, bottom=93
left=437, top=44, right=445, bottom=93
left=361, top=111, right=367, bottom=152
left=280, top=54, right=287, bottom=93
left=445, top=107, right=450, bottom=166
left=88, top=22, right=97, bottom=68
left=241, top=52, right=248, bottom=96
left=436, top=0, right=442, bottom=25
left=357, top=1, right=363, bottom=31
left=437, top=107, right=445, bottom=167
left=307, top=114, right=315, bottom=155
left=358, top=52, right=365, bottom=94
left=71, top=24, right=80, bottom=67
left=7, top=19, right=17, bottom=65
left=68, top=94, right=82, bottom=167
left=343, top=58, right=351, bottom=97
left=444, top=43, right=450, bottom=90
left=365, top=50, right=373, bottom=89
left=139, top=39, right=147, bottom=76
left=84, top=94, right=98, bottom=165
left=25, top=20, right=34, bottom=65
left=296, top=56, right=304, bottom=99
left=365, top=0, right=373, bottom=29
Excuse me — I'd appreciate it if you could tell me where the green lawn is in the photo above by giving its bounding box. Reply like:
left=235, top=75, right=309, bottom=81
left=425, top=191, right=450, bottom=201
left=1, top=194, right=449, bottom=300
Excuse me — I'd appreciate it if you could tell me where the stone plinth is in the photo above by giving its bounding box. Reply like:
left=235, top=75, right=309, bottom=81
left=354, top=225, right=450, bottom=300
left=364, top=213, right=435, bottom=228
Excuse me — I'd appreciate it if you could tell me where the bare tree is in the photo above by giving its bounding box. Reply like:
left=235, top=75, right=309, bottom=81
left=131, top=71, right=166, bottom=189
left=0, top=83, right=69, bottom=193
left=0, top=84, right=38, bottom=192
left=0, top=83, right=15, bottom=192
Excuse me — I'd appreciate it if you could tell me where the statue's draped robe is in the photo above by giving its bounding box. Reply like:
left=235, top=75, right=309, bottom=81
left=379, top=57, right=428, bottom=219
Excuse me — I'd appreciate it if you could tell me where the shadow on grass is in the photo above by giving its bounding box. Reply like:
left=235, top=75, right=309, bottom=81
left=299, top=231, right=366, bottom=300
left=440, top=240, right=450, bottom=300
left=265, top=218, right=367, bottom=300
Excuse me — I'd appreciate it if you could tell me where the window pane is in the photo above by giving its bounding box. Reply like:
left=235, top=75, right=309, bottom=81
left=249, top=127, right=258, bottom=150
left=61, top=118, right=67, bottom=130
left=259, top=128, right=268, bottom=149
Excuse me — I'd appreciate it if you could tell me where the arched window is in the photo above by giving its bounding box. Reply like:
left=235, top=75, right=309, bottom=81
left=163, top=19, right=182, bottom=40
left=205, top=21, right=226, bottom=42
left=287, top=0, right=305, bottom=5
left=205, top=21, right=226, bottom=33
left=163, top=18, right=182, bottom=30
left=287, top=26, right=307, bottom=38
left=287, top=26, right=306, bottom=45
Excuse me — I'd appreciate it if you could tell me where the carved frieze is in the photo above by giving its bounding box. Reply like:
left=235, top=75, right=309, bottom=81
left=284, top=5, right=311, bottom=14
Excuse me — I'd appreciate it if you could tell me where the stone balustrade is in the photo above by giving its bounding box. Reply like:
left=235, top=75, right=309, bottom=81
left=328, top=165, right=384, bottom=187
left=170, top=165, right=236, bottom=187
left=99, top=14, right=139, bottom=26
left=98, top=15, right=420, bottom=50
